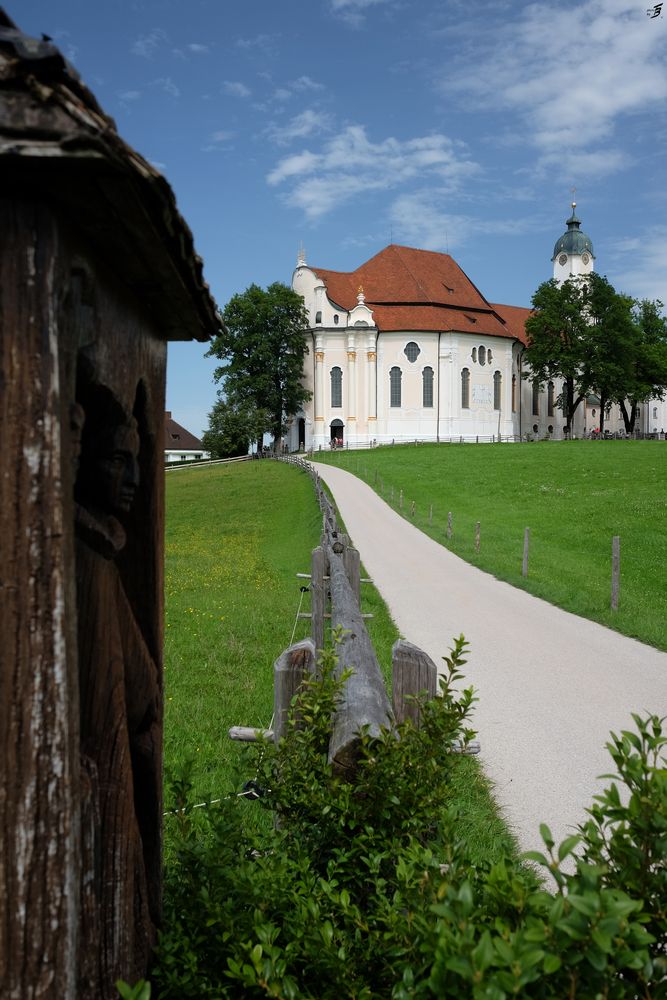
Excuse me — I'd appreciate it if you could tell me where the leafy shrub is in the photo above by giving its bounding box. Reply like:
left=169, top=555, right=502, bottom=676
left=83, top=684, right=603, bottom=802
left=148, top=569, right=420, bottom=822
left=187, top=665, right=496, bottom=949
left=150, top=637, right=666, bottom=999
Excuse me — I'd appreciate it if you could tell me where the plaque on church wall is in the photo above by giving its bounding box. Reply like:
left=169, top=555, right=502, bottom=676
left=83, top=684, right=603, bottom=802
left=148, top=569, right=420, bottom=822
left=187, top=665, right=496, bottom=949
left=472, top=385, right=492, bottom=405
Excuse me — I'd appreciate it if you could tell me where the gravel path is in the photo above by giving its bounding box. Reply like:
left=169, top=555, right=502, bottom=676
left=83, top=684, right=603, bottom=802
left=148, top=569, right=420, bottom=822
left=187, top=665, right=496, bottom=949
left=314, top=462, right=667, bottom=855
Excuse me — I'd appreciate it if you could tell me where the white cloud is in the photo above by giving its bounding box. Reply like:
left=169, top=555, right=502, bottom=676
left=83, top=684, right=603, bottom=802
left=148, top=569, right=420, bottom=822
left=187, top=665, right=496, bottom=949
left=330, top=0, right=394, bottom=27
left=151, top=77, right=180, bottom=98
left=222, top=80, right=251, bottom=98
left=266, top=109, right=335, bottom=145
left=290, top=76, right=324, bottom=92
left=608, top=226, right=667, bottom=301
left=131, top=28, right=167, bottom=58
left=209, top=130, right=235, bottom=143
left=118, top=90, right=141, bottom=103
left=267, top=126, right=479, bottom=219
left=439, top=0, right=667, bottom=175
left=389, top=192, right=535, bottom=253
left=188, top=43, right=209, bottom=54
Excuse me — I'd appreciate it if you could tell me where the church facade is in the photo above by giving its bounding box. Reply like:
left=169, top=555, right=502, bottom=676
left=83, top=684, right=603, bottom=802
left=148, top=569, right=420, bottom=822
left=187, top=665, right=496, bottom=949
left=287, top=208, right=665, bottom=450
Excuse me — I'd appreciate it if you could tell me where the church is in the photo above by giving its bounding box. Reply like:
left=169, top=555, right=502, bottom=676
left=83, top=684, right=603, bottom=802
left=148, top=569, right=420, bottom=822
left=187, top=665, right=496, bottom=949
left=287, top=206, right=665, bottom=450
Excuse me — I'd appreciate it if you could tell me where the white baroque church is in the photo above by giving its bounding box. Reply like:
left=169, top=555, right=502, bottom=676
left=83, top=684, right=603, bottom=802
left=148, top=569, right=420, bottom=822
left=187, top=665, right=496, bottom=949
left=286, top=207, right=665, bottom=450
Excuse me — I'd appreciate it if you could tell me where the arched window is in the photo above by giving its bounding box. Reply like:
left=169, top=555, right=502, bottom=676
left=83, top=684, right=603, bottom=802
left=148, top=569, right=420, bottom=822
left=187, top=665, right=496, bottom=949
left=404, top=341, right=420, bottom=362
left=315, top=311, right=322, bottom=324
left=532, top=380, right=540, bottom=416
left=471, top=347, right=477, bottom=363
left=493, top=370, right=502, bottom=411
left=390, top=366, right=402, bottom=407
left=487, top=348, right=493, bottom=364
left=479, top=345, right=486, bottom=366
left=547, top=381, right=555, bottom=417
left=333, top=314, right=339, bottom=325
left=461, top=368, right=470, bottom=409
left=422, top=367, right=434, bottom=408
left=330, top=366, right=342, bottom=408
left=511, top=373, right=517, bottom=412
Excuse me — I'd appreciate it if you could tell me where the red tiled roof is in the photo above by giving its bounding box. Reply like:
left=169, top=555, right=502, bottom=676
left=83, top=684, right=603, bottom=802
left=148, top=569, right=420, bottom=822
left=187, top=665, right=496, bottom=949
left=490, top=303, right=532, bottom=346
left=310, top=245, right=526, bottom=341
left=164, top=413, right=204, bottom=451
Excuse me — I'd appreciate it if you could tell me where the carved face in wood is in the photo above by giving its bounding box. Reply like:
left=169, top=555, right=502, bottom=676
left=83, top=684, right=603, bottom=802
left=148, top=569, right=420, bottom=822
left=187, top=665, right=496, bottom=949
left=92, top=421, right=140, bottom=514
left=75, top=381, right=141, bottom=517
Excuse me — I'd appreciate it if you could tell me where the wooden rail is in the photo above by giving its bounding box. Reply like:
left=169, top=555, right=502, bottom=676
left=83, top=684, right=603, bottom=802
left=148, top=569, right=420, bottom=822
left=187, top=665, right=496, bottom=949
left=229, top=455, right=480, bottom=777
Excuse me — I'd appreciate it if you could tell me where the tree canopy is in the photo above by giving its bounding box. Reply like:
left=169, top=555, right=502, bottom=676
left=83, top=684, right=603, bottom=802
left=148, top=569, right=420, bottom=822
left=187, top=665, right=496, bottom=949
left=201, top=395, right=269, bottom=458
left=206, top=282, right=311, bottom=448
left=524, top=274, right=667, bottom=433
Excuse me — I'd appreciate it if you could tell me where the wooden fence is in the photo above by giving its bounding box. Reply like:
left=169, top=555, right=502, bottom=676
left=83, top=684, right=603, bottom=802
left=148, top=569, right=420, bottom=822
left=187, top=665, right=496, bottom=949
left=321, top=455, right=625, bottom=613
left=230, top=454, right=479, bottom=775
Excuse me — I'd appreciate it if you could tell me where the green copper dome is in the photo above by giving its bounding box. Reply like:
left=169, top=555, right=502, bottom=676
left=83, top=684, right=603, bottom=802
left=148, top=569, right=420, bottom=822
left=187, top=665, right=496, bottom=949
left=551, top=204, right=595, bottom=260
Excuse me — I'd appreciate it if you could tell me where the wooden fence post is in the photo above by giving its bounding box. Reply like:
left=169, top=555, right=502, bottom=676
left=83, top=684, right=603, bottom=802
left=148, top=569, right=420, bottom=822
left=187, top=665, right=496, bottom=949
left=343, top=544, right=361, bottom=606
left=522, top=527, right=530, bottom=578
left=392, top=640, right=437, bottom=727
left=410, top=500, right=415, bottom=517
left=274, top=639, right=317, bottom=743
left=327, top=548, right=393, bottom=776
left=475, top=521, right=481, bottom=552
left=447, top=511, right=452, bottom=539
left=310, top=546, right=326, bottom=652
left=611, top=535, right=620, bottom=611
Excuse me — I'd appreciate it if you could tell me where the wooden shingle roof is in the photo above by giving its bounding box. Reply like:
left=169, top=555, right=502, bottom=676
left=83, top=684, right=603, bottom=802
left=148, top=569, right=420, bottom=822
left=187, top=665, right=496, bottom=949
left=0, top=10, right=220, bottom=343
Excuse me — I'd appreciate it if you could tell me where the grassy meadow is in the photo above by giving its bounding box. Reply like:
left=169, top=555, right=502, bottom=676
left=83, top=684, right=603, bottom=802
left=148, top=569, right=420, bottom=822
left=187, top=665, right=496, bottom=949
left=315, top=439, right=667, bottom=651
left=164, top=460, right=397, bottom=802
left=163, top=459, right=517, bottom=862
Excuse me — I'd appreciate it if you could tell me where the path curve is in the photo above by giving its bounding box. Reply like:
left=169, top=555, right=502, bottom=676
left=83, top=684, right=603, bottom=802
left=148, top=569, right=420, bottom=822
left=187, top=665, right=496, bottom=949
left=314, top=462, right=667, bottom=854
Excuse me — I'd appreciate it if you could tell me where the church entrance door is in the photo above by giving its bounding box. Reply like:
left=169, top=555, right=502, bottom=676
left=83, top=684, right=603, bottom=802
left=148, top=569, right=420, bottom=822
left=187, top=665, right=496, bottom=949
left=330, top=419, right=344, bottom=448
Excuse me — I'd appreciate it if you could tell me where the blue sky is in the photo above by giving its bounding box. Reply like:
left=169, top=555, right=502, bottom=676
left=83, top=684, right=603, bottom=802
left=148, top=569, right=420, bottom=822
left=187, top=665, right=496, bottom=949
left=16, top=0, right=667, bottom=436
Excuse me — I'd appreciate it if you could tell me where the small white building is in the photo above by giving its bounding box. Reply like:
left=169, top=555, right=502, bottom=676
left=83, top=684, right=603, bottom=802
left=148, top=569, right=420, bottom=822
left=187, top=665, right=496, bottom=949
left=287, top=207, right=666, bottom=450
left=164, top=411, right=208, bottom=462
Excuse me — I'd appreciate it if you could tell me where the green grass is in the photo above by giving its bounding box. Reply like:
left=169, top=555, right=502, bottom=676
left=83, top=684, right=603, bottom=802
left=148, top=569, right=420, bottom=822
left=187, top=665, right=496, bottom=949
left=164, top=459, right=518, bottom=863
left=314, top=439, right=667, bottom=651
left=165, top=460, right=398, bottom=803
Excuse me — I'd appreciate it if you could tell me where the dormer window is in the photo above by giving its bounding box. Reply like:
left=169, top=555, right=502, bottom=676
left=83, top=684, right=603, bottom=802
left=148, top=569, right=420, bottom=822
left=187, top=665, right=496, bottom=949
left=404, top=341, right=420, bottom=362
left=315, top=311, right=322, bottom=324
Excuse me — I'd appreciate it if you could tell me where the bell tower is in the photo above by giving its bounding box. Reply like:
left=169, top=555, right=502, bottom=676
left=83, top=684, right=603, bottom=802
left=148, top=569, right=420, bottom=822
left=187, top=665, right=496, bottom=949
left=552, top=201, right=595, bottom=284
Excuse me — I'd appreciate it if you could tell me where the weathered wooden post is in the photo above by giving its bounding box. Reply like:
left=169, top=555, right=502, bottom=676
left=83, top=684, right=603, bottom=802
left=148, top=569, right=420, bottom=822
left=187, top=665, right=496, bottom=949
left=327, top=548, right=393, bottom=775
left=0, top=18, right=219, bottom=1000
left=475, top=521, right=481, bottom=552
left=410, top=500, right=416, bottom=517
left=274, top=639, right=317, bottom=742
left=447, top=511, right=453, bottom=539
left=343, top=544, right=361, bottom=605
left=310, top=546, right=327, bottom=651
left=611, top=536, right=621, bottom=611
left=392, top=640, right=438, bottom=727
left=522, top=527, right=530, bottom=578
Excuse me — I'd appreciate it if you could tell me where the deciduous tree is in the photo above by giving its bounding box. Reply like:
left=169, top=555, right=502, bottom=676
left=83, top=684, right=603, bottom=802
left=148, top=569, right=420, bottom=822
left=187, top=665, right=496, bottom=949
left=206, top=283, right=311, bottom=449
left=524, top=276, right=594, bottom=433
left=617, top=299, right=667, bottom=433
left=202, top=395, right=268, bottom=458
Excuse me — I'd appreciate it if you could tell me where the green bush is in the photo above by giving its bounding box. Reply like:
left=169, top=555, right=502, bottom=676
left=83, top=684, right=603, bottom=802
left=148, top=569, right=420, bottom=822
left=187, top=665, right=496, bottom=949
left=150, top=637, right=666, bottom=999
